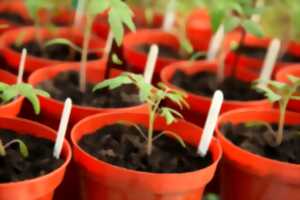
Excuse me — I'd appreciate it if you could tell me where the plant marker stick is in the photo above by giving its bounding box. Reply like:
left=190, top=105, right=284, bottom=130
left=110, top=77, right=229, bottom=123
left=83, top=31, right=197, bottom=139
left=162, top=0, right=176, bottom=32
left=198, top=90, right=223, bottom=157
left=207, top=25, right=225, bottom=61
left=104, top=31, right=114, bottom=55
left=17, top=48, right=27, bottom=84
left=74, top=0, right=85, bottom=27
left=144, top=44, right=159, bottom=84
left=53, top=98, right=72, bottom=159
left=259, top=38, right=281, bottom=86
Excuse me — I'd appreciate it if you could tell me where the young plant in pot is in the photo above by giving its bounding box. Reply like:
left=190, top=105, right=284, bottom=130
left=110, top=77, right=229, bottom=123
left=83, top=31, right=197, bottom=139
left=123, top=0, right=208, bottom=76
left=71, top=71, right=223, bottom=200
left=160, top=1, right=271, bottom=125
left=0, top=98, right=72, bottom=200
left=227, top=0, right=300, bottom=74
left=27, top=0, right=145, bottom=126
left=0, top=0, right=104, bottom=74
left=217, top=77, right=300, bottom=200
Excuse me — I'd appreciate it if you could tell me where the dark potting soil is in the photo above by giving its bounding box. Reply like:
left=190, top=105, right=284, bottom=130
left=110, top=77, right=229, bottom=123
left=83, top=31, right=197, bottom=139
left=220, top=123, right=300, bottom=164
left=0, top=12, right=31, bottom=25
left=171, top=70, right=264, bottom=101
left=11, top=40, right=99, bottom=62
left=136, top=44, right=186, bottom=60
left=38, top=71, right=141, bottom=108
left=79, top=124, right=212, bottom=173
left=0, top=129, right=64, bottom=183
left=236, top=45, right=300, bottom=63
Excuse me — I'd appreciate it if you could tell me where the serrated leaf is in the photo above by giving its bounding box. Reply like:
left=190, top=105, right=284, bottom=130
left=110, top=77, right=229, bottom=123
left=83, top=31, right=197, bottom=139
left=224, top=17, right=240, bottom=33
left=88, top=0, right=109, bottom=16
left=108, top=10, right=124, bottom=45
left=288, top=75, right=300, bottom=85
left=242, top=19, right=264, bottom=37
left=1, top=87, right=19, bottom=102
left=93, top=74, right=132, bottom=91
left=268, top=80, right=288, bottom=90
left=0, top=82, right=9, bottom=91
left=160, top=108, right=176, bottom=124
left=112, top=53, right=123, bottom=65
left=210, top=8, right=225, bottom=32
left=256, top=84, right=281, bottom=103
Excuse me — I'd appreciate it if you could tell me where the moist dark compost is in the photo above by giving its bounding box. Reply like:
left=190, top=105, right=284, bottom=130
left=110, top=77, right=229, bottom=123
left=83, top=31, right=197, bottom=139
left=221, top=122, right=300, bottom=164
left=0, top=129, right=64, bottom=183
left=79, top=123, right=212, bottom=173
left=0, top=12, right=31, bottom=25
left=11, top=40, right=99, bottom=61
left=38, top=71, right=141, bottom=108
left=171, top=70, right=264, bottom=101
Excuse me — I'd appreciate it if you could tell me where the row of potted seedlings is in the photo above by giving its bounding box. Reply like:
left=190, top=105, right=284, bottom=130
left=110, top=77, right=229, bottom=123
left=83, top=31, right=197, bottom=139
left=0, top=0, right=299, bottom=200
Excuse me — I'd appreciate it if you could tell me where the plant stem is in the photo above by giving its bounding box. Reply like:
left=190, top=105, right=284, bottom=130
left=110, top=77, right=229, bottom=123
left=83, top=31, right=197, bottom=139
left=79, top=14, right=93, bottom=92
left=231, top=28, right=246, bottom=77
left=276, top=99, right=288, bottom=145
left=146, top=108, right=155, bottom=156
left=0, top=140, right=5, bottom=156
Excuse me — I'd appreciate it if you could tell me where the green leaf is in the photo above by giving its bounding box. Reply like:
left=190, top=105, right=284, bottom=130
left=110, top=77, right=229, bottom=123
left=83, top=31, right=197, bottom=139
left=93, top=74, right=132, bottom=91
left=288, top=75, right=300, bottom=85
left=224, top=17, right=240, bottom=33
left=268, top=80, right=288, bottom=90
left=204, top=193, right=220, bottom=200
left=210, top=8, right=225, bottom=32
left=1, top=87, right=19, bottom=102
left=45, top=38, right=82, bottom=52
left=0, top=82, right=9, bottom=91
left=16, top=84, right=41, bottom=114
left=108, top=10, right=124, bottom=46
left=160, top=107, right=176, bottom=125
left=255, top=84, right=281, bottom=103
left=242, top=19, right=264, bottom=37
left=88, top=0, right=109, bottom=16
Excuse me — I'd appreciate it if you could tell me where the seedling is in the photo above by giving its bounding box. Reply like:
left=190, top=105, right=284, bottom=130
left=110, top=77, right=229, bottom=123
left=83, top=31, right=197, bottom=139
left=201, top=0, right=264, bottom=81
left=253, top=76, right=300, bottom=145
left=93, top=73, right=188, bottom=155
left=0, top=139, right=29, bottom=158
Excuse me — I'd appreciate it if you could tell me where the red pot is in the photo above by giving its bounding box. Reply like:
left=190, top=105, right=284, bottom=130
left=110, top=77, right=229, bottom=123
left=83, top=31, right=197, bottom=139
left=28, top=60, right=147, bottom=126
left=71, top=112, right=222, bottom=200
left=0, top=117, right=71, bottom=200
left=186, top=9, right=212, bottom=51
left=0, top=27, right=105, bottom=74
left=160, top=60, right=272, bottom=125
left=92, top=7, right=163, bottom=39
left=123, top=29, right=181, bottom=76
left=0, top=69, right=23, bottom=117
left=0, top=1, right=31, bottom=34
left=275, top=64, right=300, bottom=112
left=216, top=109, right=300, bottom=200
left=225, top=33, right=300, bottom=76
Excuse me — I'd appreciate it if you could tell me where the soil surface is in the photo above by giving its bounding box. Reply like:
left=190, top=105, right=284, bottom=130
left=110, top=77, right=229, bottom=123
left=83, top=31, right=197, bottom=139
left=79, top=123, right=212, bottom=173
left=0, top=12, right=31, bottom=25
left=236, top=45, right=300, bottom=63
left=0, top=129, right=64, bottom=183
left=221, top=123, right=300, bottom=164
left=38, top=71, right=141, bottom=108
left=11, top=40, right=100, bottom=61
left=171, top=70, right=264, bottom=101
left=136, top=44, right=186, bottom=59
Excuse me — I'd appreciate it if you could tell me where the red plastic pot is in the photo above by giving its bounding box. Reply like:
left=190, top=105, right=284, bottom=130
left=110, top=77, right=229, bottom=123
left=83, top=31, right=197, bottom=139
left=28, top=60, right=147, bottom=126
left=92, top=7, right=163, bottom=39
left=160, top=60, right=272, bottom=125
left=0, top=1, right=31, bottom=34
left=123, top=29, right=181, bottom=76
left=71, top=112, right=222, bottom=200
left=275, top=64, right=300, bottom=113
left=216, top=109, right=300, bottom=200
left=0, top=27, right=105, bottom=74
left=0, top=117, right=71, bottom=200
left=0, top=69, right=23, bottom=117
left=226, top=33, right=300, bottom=76
left=186, top=9, right=212, bottom=51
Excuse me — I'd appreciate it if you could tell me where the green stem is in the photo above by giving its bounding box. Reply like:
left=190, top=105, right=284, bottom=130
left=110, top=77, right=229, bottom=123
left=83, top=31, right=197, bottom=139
left=79, top=14, right=93, bottom=92
left=0, top=140, right=5, bottom=156
left=276, top=99, right=288, bottom=145
left=146, top=108, right=155, bottom=156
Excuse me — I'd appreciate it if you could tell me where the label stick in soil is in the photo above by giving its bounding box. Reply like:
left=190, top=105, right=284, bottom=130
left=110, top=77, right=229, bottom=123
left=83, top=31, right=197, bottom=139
left=198, top=90, right=223, bottom=157
left=162, top=0, right=176, bottom=32
left=17, top=48, right=27, bottom=84
left=53, top=98, right=72, bottom=159
left=104, top=31, right=114, bottom=55
left=144, top=44, right=159, bottom=84
left=207, top=25, right=225, bottom=61
left=74, top=0, right=85, bottom=27
left=259, top=38, right=281, bottom=86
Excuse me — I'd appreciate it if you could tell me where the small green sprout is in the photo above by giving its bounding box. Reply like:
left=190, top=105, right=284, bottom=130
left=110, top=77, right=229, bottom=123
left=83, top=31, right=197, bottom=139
left=93, top=72, right=189, bottom=155
left=0, top=83, right=49, bottom=114
left=0, top=139, right=29, bottom=158
left=254, top=75, right=300, bottom=145
left=204, top=193, right=220, bottom=200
